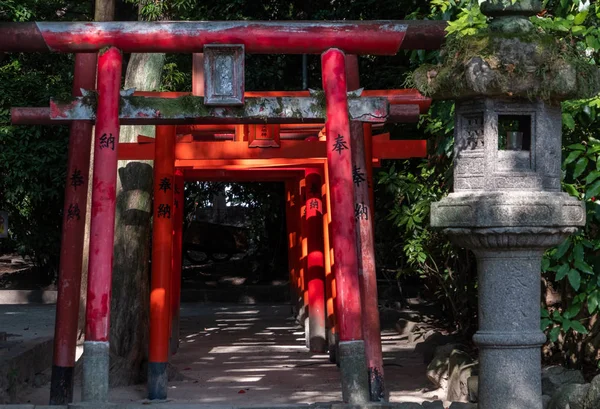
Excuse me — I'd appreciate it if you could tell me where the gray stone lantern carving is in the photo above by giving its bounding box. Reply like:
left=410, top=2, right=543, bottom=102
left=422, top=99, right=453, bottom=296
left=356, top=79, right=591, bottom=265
left=434, top=103, right=586, bottom=409
left=412, top=1, right=600, bottom=409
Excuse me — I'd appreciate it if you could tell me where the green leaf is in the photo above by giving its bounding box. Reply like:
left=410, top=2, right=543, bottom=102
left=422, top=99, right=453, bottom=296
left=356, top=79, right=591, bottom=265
left=565, top=303, right=581, bottom=319
left=541, top=318, right=552, bottom=330
left=541, top=308, right=550, bottom=318
left=588, top=292, right=599, bottom=314
left=570, top=320, right=588, bottom=335
left=574, top=259, right=593, bottom=275
left=549, top=326, right=561, bottom=342
left=573, top=157, right=589, bottom=179
left=573, top=243, right=585, bottom=262
left=568, top=269, right=582, bottom=291
left=585, top=180, right=600, bottom=200
left=563, top=113, right=576, bottom=130
left=555, top=238, right=572, bottom=259
left=574, top=11, right=588, bottom=25
left=567, top=143, right=586, bottom=151
left=563, top=183, right=580, bottom=198
left=586, top=170, right=600, bottom=185
left=562, top=319, right=572, bottom=332
left=556, top=263, right=570, bottom=280
left=565, top=150, right=582, bottom=166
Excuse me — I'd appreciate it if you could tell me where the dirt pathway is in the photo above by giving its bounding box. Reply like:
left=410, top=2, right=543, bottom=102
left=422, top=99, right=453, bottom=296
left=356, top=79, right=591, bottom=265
left=19, top=303, right=439, bottom=405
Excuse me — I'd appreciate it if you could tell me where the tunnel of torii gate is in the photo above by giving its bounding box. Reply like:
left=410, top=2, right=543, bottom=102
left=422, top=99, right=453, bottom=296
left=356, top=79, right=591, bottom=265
left=3, top=20, right=445, bottom=406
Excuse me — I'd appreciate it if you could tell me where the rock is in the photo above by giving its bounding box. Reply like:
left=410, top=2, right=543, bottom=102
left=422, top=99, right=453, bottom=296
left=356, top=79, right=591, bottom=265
left=426, top=344, right=459, bottom=389
left=396, top=319, right=418, bottom=337
left=542, top=395, right=552, bottom=409
left=446, top=350, right=477, bottom=402
left=415, top=333, right=458, bottom=364
left=583, top=374, right=600, bottom=409
left=548, top=383, right=590, bottom=409
left=422, top=401, right=445, bottom=409
left=467, top=376, right=478, bottom=403
left=542, top=366, right=585, bottom=396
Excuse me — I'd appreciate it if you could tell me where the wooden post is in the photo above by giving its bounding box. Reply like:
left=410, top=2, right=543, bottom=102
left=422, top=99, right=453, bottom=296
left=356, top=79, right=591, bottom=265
left=50, top=52, right=97, bottom=405
left=323, top=162, right=338, bottom=363
left=304, top=167, right=327, bottom=352
left=351, top=122, right=385, bottom=401
left=170, top=168, right=184, bottom=355
left=321, top=48, right=368, bottom=404
left=148, top=125, right=175, bottom=400
left=347, top=56, right=385, bottom=401
left=82, top=46, right=122, bottom=403
left=285, top=181, right=299, bottom=307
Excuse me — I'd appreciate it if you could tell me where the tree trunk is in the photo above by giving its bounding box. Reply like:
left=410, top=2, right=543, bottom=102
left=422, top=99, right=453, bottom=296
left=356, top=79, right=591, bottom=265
left=108, top=52, right=165, bottom=387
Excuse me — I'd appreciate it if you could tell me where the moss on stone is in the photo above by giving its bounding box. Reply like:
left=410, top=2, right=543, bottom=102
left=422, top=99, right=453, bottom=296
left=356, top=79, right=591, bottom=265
left=411, top=30, right=600, bottom=102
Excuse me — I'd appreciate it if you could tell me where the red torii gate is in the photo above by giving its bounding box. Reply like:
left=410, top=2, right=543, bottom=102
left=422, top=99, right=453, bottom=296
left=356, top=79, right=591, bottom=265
left=2, top=19, right=444, bottom=406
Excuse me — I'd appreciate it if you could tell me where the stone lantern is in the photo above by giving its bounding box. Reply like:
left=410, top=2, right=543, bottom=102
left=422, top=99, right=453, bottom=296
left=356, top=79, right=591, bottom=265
left=413, top=1, right=600, bottom=409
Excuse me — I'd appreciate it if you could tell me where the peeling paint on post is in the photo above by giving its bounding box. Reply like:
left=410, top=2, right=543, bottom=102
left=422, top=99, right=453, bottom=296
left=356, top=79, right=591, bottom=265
left=50, top=52, right=97, bottom=406
left=351, top=121, right=385, bottom=402
left=82, top=46, right=122, bottom=403
left=149, top=125, right=176, bottom=400
left=322, top=48, right=369, bottom=404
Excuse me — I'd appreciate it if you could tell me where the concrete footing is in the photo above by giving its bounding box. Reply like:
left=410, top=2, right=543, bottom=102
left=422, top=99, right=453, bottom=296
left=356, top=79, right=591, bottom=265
left=81, top=341, right=109, bottom=403
left=338, top=340, right=369, bottom=404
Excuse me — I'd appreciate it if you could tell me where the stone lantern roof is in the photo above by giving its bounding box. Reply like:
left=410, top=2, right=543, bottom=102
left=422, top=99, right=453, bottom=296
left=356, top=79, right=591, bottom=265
left=411, top=0, right=600, bottom=102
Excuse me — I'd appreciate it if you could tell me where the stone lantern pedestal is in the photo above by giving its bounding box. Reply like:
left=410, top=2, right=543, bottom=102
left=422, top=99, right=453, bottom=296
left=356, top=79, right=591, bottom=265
left=430, top=98, right=586, bottom=409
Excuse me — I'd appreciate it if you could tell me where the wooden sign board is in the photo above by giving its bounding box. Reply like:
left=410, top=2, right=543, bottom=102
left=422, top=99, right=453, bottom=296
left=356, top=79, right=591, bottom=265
left=248, top=124, right=281, bottom=148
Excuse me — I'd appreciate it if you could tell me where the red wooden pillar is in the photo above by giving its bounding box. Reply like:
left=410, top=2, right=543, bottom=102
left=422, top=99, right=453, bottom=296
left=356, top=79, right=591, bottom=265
left=321, top=48, right=368, bottom=404
left=285, top=181, right=299, bottom=306
left=351, top=122, right=385, bottom=401
left=299, top=177, right=309, bottom=337
left=82, top=47, right=122, bottom=403
left=170, top=168, right=184, bottom=355
left=50, top=53, right=97, bottom=405
left=305, top=167, right=327, bottom=352
left=148, top=125, right=176, bottom=400
left=323, top=163, right=338, bottom=363
left=347, top=56, right=385, bottom=401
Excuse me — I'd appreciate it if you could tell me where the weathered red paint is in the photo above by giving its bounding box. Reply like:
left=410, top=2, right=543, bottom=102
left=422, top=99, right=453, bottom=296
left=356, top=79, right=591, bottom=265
left=346, top=54, right=385, bottom=400
left=150, top=125, right=176, bottom=363
left=53, top=53, right=97, bottom=369
left=0, top=21, right=448, bottom=54
left=170, top=169, right=184, bottom=355
left=351, top=121, right=385, bottom=400
left=322, top=163, right=338, bottom=361
left=304, top=167, right=327, bottom=352
left=85, top=47, right=121, bottom=342
left=322, top=48, right=363, bottom=342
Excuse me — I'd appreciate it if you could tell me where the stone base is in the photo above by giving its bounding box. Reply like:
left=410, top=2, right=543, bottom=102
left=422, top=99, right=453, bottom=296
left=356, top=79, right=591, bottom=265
left=338, top=341, right=369, bottom=404
left=82, top=341, right=109, bottom=403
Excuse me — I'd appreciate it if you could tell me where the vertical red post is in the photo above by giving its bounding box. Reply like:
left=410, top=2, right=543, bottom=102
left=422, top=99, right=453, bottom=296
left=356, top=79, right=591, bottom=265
left=149, top=125, right=176, bottom=400
left=321, top=48, right=369, bottom=403
left=323, top=163, right=338, bottom=363
left=299, top=177, right=309, bottom=341
left=50, top=52, right=97, bottom=405
left=363, top=124, right=375, bottom=219
left=351, top=122, right=385, bottom=401
left=347, top=57, right=385, bottom=401
left=170, top=168, right=184, bottom=356
left=285, top=181, right=299, bottom=306
left=82, top=47, right=122, bottom=403
left=305, top=167, right=327, bottom=352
